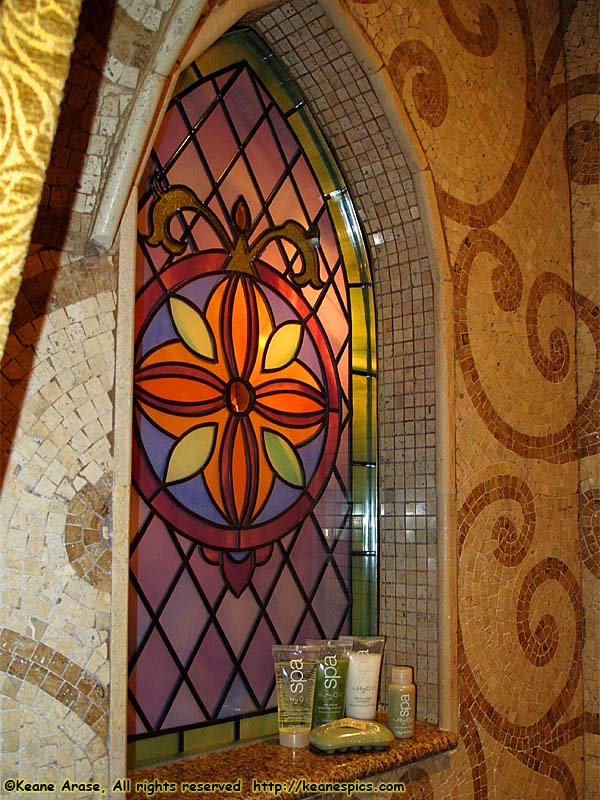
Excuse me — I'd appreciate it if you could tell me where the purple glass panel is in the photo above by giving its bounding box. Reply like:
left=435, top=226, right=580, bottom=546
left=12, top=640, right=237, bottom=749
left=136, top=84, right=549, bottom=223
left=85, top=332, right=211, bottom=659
left=317, top=213, right=343, bottom=282
left=256, top=240, right=288, bottom=274
left=292, top=157, right=324, bottom=221
left=249, top=545, right=283, bottom=597
left=180, top=79, right=218, bottom=128
left=244, top=120, right=286, bottom=201
left=312, top=564, right=349, bottom=633
left=187, top=626, right=234, bottom=717
left=294, top=615, right=322, bottom=645
left=159, top=572, right=210, bottom=663
left=131, top=516, right=181, bottom=609
left=265, top=565, right=306, bottom=642
left=128, top=590, right=151, bottom=659
left=197, top=103, right=239, bottom=184
left=219, top=675, right=255, bottom=719
left=312, top=464, right=350, bottom=532
left=163, top=682, right=205, bottom=729
left=153, top=105, right=193, bottom=166
left=222, top=69, right=264, bottom=143
left=268, top=108, right=299, bottom=164
left=288, top=519, right=328, bottom=593
left=217, top=158, right=262, bottom=225
left=130, top=629, right=182, bottom=730
left=188, top=547, right=225, bottom=607
left=129, top=44, right=353, bottom=739
left=216, top=590, right=260, bottom=655
left=241, top=618, right=277, bottom=703
left=164, top=145, right=212, bottom=200
left=268, top=178, right=307, bottom=229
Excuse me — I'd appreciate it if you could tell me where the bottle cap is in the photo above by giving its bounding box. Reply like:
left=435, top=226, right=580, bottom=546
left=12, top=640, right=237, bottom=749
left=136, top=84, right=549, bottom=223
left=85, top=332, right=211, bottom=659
left=392, top=666, right=413, bottom=685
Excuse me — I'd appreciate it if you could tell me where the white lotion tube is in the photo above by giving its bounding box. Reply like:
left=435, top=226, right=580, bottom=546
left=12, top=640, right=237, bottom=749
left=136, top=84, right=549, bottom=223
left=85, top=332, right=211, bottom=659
left=344, top=636, right=385, bottom=719
left=272, top=643, right=320, bottom=747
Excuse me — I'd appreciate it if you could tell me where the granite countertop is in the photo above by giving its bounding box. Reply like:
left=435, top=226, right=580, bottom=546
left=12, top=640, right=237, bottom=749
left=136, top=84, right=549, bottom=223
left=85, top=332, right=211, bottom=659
left=127, top=720, right=457, bottom=799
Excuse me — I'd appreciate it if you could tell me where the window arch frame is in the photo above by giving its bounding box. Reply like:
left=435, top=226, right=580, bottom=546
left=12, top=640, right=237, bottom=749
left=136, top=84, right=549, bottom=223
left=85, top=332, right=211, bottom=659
left=109, top=0, right=457, bottom=782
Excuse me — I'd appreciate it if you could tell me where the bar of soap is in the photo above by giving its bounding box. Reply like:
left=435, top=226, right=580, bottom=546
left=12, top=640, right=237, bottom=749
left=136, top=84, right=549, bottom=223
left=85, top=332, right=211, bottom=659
left=309, top=717, right=395, bottom=754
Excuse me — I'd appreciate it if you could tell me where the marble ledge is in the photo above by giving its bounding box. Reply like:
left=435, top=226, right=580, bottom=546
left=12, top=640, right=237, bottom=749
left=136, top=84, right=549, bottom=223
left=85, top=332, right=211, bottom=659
left=127, top=720, right=458, bottom=799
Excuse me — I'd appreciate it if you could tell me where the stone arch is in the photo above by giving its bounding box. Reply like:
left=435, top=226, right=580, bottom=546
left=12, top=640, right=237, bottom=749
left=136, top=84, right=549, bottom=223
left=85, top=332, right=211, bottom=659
left=107, top=0, right=456, bottom=781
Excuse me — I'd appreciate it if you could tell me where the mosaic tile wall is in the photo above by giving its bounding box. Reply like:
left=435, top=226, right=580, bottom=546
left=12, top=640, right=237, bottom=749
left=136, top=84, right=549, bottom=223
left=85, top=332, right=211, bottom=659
left=336, top=0, right=598, bottom=796
left=0, top=0, right=597, bottom=797
left=563, top=0, right=600, bottom=796
left=0, top=248, right=116, bottom=791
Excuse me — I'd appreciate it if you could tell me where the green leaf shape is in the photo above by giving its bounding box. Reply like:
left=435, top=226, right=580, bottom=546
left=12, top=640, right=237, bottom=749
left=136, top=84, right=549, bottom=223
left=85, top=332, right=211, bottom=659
left=263, top=322, right=303, bottom=371
left=263, top=430, right=305, bottom=487
left=170, top=296, right=216, bottom=360
left=166, top=424, right=216, bottom=484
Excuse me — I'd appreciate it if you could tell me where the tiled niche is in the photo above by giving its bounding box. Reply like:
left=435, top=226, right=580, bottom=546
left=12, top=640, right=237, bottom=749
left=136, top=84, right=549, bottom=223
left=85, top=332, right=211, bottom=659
left=252, top=0, right=439, bottom=722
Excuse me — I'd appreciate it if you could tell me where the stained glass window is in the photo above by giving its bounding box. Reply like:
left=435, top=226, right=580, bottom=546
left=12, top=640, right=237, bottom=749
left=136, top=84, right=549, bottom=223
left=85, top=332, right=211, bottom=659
left=128, top=27, right=377, bottom=748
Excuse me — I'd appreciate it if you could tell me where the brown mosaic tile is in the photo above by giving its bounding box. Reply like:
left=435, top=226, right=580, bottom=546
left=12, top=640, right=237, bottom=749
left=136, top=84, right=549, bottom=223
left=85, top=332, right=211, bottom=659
left=41, top=670, right=64, bottom=697
left=457, top=474, right=535, bottom=565
left=387, top=41, right=448, bottom=128
left=0, top=627, right=108, bottom=737
left=437, top=0, right=499, bottom=57
left=516, top=558, right=582, bottom=668
left=581, top=488, right=599, bottom=579
left=65, top=471, right=112, bottom=591
left=565, top=119, right=600, bottom=185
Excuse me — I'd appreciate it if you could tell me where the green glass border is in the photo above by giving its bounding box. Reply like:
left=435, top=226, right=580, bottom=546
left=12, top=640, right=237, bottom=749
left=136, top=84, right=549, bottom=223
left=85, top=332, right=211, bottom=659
left=128, top=733, right=179, bottom=767
left=327, top=192, right=372, bottom=285
left=352, top=374, right=377, bottom=464
left=352, top=464, right=377, bottom=553
left=184, top=722, right=236, bottom=753
left=351, top=555, right=378, bottom=635
left=240, top=712, right=278, bottom=740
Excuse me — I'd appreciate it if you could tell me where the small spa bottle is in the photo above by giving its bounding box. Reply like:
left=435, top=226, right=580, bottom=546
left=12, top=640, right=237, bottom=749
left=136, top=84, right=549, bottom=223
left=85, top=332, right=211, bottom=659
left=387, top=666, right=416, bottom=739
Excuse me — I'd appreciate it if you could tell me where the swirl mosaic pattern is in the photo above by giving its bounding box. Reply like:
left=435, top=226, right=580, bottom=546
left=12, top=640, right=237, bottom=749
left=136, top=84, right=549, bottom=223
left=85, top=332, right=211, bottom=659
left=581, top=488, right=599, bottom=579
left=347, top=0, right=599, bottom=796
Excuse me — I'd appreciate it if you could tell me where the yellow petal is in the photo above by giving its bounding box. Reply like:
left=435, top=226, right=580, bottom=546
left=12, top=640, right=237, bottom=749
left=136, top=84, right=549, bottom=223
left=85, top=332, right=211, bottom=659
left=263, top=322, right=303, bottom=371
left=166, top=424, right=216, bottom=483
left=263, top=430, right=305, bottom=487
left=170, top=296, right=216, bottom=360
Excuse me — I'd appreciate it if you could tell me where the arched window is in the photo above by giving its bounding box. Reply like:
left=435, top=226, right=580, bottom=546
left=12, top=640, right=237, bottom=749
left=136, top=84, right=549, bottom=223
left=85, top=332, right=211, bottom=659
left=128, top=27, right=377, bottom=751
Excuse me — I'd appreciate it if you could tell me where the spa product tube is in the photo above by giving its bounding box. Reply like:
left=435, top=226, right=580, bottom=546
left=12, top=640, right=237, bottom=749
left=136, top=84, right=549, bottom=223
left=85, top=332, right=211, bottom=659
left=306, top=639, right=351, bottom=726
left=272, top=644, right=320, bottom=747
left=344, top=636, right=385, bottom=719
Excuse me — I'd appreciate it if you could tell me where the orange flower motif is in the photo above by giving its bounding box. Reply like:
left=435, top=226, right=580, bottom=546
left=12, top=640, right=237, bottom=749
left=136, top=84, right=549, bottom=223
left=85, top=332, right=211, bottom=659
left=135, top=272, right=327, bottom=528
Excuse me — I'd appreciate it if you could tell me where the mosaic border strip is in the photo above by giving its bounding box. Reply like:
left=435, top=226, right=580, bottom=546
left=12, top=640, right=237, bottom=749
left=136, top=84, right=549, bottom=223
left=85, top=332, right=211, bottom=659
left=0, top=627, right=109, bottom=739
